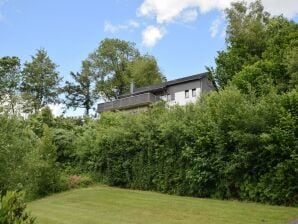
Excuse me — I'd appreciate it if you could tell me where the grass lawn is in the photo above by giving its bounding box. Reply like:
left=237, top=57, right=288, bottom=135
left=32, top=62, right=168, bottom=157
left=28, top=185, right=298, bottom=224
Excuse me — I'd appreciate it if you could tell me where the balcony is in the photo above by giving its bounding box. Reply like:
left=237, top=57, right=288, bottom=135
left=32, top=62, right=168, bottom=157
left=97, top=92, right=160, bottom=112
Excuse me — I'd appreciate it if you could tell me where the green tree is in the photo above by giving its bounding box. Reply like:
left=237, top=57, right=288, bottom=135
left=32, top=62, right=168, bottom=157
left=0, top=56, right=21, bottom=114
left=89, top=38, right=164, bottom=100
left=285, top=46, right=298, bottom=89
left=231, top=16, right=298, bottom=94
left=126, top=55, right=165, bottom=88
left=208, top=1, right=298, bottom=93
left=89, top=38, right=139, bottom=100
left=38, top=125, right=57, bottom=162
left=0, top=115, right=35, bottom=192
left=64, top=60, right=96, bottom=115
left=208, top=0, right=269, bottom=88
left=27, top=106, right=55, bottom=137
left=21, top=49, right=61, bottom=113
left=28, top=124, right=62, bottom=197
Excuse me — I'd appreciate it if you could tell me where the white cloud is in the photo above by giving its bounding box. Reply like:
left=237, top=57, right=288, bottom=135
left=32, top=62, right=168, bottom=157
left=138, top=0, right=233, bottom=24
left=209, top=16, right=221, bottom=38
left=128, top=19, right=140, bottom=28
left=142, top=25, right=165, bottom=47
left=261, top=0, right=298, bottom=18
left=179, top=9, right=198, bottom=22
left=137, top=0, right=231, bottom=45
left=104, top=20, right=140, bottom=33
left=138, top=0, right=298, bottom=24
left=209, top=13, right=226, bottom=38
left=104, top=21, right=121, bottom=33
left=220, top=28, right=226, bottom=39
left=137, top=0, right=298, bottom=44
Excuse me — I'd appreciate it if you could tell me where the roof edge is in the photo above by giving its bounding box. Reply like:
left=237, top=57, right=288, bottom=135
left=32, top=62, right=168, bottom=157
left=119, top=72, right=208, bottom=98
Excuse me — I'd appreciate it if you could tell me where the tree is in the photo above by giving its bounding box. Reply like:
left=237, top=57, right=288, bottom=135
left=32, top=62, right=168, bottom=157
left=126, top=55, right=165, bottom=88
left=21, top=49, right=61, bottom=113
left=63, top=60, right=96, bottom=115
left=208, top=0, right=269, bottom=89
left=231, top=16, right=298, bottom=95
left=38, top=124, right=57, bottom=162
left=89, top=38, right=140, bottom=100
left=286, top=46, right=298, bottom=89
left=0, top=56, right=21, bottom=114
left=0, top=115, right=35, bottom=192
left=89, top=38, right=164, bottom=101
left=27, top=106, right=55, bottom=137
left=29, top=124, right=61, bottom=197
left=208, top=0, right=298, bottom=93
left=263, top=16, right=298, bottom=92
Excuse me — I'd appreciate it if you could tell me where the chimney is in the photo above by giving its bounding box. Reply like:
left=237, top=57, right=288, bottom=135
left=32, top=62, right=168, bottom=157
left=130, top=81, right=134, bottom=94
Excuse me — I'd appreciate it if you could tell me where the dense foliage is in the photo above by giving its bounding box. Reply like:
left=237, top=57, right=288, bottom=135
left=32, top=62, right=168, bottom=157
left=0, top=113, right=62, bottom=199
left=0, top=57, right=21, bottom=114
left=88, top=38, right=164, bottom=100
left=63, top=60, right=96, bottom=115
left=208, top=0, right=298, bottom=93
left=0, top=0, right=297, bottom=209
left=0, top=39, right=164, bottom=117
left=21, top=49, right=61, bottom=113
left=75, top=89, right=297, bottom=205
left=0, top=191, right=35, bottom=224
left=0, top=87, right=296, bottom=206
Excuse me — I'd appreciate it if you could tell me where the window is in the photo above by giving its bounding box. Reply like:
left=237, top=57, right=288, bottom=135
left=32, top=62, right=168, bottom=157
left=185, top=90, right=189, bottom=98
left=192, top=88, right=196, bottom=97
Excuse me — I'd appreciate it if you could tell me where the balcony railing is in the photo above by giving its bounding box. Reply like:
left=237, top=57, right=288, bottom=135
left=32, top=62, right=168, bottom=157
left=97, top=92, right=160, bottom=112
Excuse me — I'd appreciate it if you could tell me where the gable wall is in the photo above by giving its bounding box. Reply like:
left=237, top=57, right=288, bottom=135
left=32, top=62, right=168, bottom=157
left=165, top=80, right=202, bottom=106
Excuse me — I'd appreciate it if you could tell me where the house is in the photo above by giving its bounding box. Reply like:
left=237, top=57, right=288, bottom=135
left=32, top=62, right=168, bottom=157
left=97, top=72, right=214, bottom=113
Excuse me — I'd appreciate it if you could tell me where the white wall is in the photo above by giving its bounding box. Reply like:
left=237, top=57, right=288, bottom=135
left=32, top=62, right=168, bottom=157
left=170, top=88, right=201, bottom=106
left=162, top=80, right=202, bottom=106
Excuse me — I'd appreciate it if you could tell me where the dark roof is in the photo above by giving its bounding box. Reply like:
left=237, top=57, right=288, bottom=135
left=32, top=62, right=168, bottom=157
left=166, top=72, right=208, bottom=86
left=119, top=72, right=208, bottom=98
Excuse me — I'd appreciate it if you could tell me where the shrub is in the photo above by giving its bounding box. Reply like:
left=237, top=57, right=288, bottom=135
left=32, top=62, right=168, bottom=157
left=0, top=115, right=36, bottom=193
left=26, top=125, right=63, bottom=199
left=78, top=87, right=297, bottom=205
left=0, top=191, right=35, bottom=224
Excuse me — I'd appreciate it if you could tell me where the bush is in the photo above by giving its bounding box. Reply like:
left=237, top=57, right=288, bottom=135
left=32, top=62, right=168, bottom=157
left=0, top=115, right=36, bottom=193
left=26, top=125, right=63, bottom=199
left=76, top=87, right=297, bottom=205
left=0, top=191, right=35, bottom=224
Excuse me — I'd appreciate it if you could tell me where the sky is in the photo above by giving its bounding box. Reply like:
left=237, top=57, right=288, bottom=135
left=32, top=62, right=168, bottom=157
left=0, top=0, right=298, bottom=115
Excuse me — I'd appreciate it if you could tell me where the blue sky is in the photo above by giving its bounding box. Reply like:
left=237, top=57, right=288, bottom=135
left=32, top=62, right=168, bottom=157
left=0, top=0, right=224, bottom=80
left=0, top=0, right=297, bottom=115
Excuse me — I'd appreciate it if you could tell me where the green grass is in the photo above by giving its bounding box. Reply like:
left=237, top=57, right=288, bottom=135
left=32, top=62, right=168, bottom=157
left=29, top=185, right=298, bottom=224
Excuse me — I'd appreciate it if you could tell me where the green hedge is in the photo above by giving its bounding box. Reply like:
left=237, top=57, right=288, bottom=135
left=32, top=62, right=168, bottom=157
left=77, top=87, right=298, bottom=205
